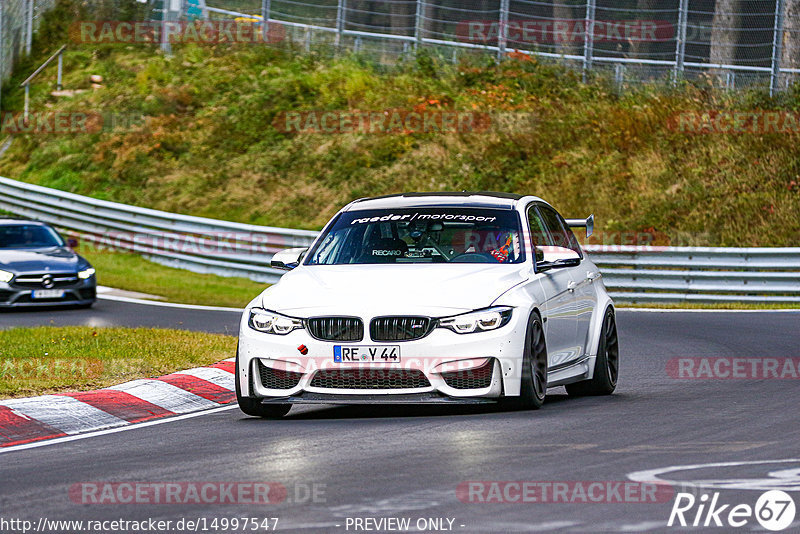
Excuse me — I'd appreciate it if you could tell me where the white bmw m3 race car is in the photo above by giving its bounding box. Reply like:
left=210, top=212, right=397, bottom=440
left=236, top=192, right=618, bottom=418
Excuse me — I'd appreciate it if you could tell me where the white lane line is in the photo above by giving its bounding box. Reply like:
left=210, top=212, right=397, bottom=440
left=108, top=379, right=219, bottom=413
left=174, top=367, right=235, bottom=390
left=97, top=293, right=244, bottom=312
left=0, top=395, right=127, bottom=435
left=0, top=405, right=239, bottom=455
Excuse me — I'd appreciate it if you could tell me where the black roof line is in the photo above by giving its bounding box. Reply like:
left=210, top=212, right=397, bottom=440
left=355, top=191, right=524, bottom=202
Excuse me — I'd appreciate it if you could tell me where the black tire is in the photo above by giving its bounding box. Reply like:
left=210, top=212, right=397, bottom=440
left=500, top=312, right=547, bottom=411
left=566, top=307, right=619, bottom=396
left=235, top=347, right=291, bottom=419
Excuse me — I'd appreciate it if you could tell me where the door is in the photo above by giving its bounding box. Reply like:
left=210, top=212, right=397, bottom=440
left=538, top=205, right=597, bottom=360
left=528, top=205, right=578, bottom=369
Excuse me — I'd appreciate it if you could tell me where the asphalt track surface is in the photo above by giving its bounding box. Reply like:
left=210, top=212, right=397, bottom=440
left=2, top=303, right=800, bottom=533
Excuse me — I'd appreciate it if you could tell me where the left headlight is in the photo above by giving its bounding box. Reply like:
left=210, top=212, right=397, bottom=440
left=438, top=306, right=513, bottom=334
left=248, top=308, right=304, bottom=335
left=78, top=267, right=96, bottom=279
left=0, top=269, right=13, bottom=283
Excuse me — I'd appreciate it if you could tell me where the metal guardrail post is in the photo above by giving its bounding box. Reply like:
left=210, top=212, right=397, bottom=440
left=19, top=45, right=67, bottom=122
left=335, top=0, right=346, bottom=48
left=57, top=51, right=63, bottom=91
left=261, top=0, right=271, bottom=42
left=770, top=0, right=786, bottom=97
left=674, top=0, right=689, bottom=85
left=582, top=0, right=596, bottom=82
left=498, top=0, right=510, bottom=61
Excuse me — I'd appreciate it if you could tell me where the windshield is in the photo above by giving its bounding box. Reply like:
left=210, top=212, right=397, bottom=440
left=306, top=207, right=524, bottom=265
left=0, top=224, right=65, bottom=249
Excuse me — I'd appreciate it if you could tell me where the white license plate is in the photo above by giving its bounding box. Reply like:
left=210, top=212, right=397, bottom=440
left=32, top=289, right=65, bottom=299
left=333, top=345, right=401, bottom=363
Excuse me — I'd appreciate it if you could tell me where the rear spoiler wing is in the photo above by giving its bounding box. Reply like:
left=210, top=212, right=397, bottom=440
left=565, top=214, right=594, bottom=238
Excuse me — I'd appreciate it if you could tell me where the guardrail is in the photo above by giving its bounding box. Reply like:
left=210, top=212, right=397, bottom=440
left=1, top=176, right=798, bottom=303
left=584, top=245, right=800, bottom=304
left=0, top=176, right=318, bottom=283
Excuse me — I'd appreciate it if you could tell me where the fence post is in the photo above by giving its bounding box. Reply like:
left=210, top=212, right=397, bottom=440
left=335, top=0, right=346, bottom=48
left=57, top=50, right=63, bottom=91
left=261, top=0, right=271, bottom=42
left=0, top=1, right=4, bottom=110
left=24, top=84, right=30, bottom=122
left=583, top=0, right=596, bottom=82
left=770, top=0, right=786, bottom=97
left=160, top=0, right=171, bottom=54
left=25, top=0, right=34, bottom=56
left=673, top=0, right=689, bottom=84
left=498, top=0, right=510, bottom=60
left=615, top=63, right=624, bottom=93
left=414, top=0, right=424, bottom=50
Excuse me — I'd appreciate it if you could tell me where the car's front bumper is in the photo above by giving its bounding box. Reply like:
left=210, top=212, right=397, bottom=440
left=237, top=309, right=528, bottom=403
left=0, top=278, right=96, bottom=308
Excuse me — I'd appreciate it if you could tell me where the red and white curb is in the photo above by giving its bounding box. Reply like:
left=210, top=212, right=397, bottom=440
left=0, top=357, right=237, bottom=448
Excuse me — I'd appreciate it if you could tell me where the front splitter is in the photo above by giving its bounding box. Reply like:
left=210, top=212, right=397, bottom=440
left=260, top=392, right=498, bottom=405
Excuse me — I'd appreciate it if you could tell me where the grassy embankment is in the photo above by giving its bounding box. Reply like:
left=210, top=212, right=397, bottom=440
left=0, top=326, right=236, bottom=398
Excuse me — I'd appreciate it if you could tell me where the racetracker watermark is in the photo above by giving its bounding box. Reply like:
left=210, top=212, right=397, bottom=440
left=69, top=21, right=285, bottom=44
left=273, top=110, right=491, bottom=135
left=456, top=19, right=674, bottom=44
left=667, top=358, right=800, bottom=380
left=0, top=112, right=145, bottom=135
left=668, top=111, right=800, bottom=134
left=67, top=230, right=307, bottom=257
left=456, top=481, right=674, bottom=503
left=0, top=358, right=103, bottom=380
left=68, top=482, right=325, bottom=505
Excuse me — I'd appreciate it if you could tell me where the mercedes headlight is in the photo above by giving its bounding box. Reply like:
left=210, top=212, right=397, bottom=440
left=438, top=306, right=513, bottom=334
left=248, top=308, right=304, bottom=335
left=0, top=269, right=13, bottom=283
left=78, top=267, right=96, bottom=279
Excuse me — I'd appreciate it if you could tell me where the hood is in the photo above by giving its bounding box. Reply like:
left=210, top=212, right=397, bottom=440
left=260, top=263, right=530, bottom=317
left=0, top=247, right=84, bottom=273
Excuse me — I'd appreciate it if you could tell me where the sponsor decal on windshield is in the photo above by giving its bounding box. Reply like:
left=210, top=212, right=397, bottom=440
left=349, top=212, right=497, bottom=225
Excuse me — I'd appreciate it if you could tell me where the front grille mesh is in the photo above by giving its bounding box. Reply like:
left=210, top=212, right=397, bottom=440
left=12, top=273, right=79, bottom=288
left=440, top=360, right=494, bottom=390
left=307, top=317, right=363, bottom=341
left=257, top=360, right=303, bottom=390
left=370, top=316, right=432, bottom=341
left=310, top=369, right=430, bottom=390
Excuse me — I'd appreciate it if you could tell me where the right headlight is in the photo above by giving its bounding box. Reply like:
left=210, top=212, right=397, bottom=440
left=248, top=308, right=304, bottom=335
left=437, top=306, right=513, bottom=334
left=0, top=269, right=13, bottom=283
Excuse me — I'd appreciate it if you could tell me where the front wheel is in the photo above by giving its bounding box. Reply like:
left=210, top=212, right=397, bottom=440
left=566, top=307, right=619, bottom=396
left=500, top=312, right=547, bottom=411
left=235, top=349, right=291, bottom=419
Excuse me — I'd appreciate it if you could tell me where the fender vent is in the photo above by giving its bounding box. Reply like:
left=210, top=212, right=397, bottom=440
left=257, top=360, right=304, bottom=390
left=440, top=360, right=494, bottom=389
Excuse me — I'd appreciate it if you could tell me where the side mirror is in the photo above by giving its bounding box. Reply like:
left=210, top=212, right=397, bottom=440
left=67, top=238, right=79, bottom=249
left=271, top=247, right=308, bottom=271
left=536, top=246, right=581, bottom=272
left=565, top=214, right=594, bottom=238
